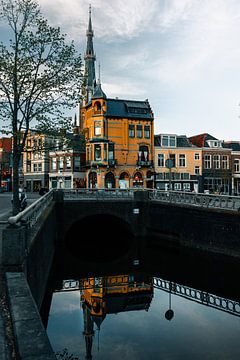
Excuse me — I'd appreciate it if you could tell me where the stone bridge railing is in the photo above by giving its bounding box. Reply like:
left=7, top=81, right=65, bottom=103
left=7, top=188, right=240, bottom=227
left=8, top=189, right=55, bottom=227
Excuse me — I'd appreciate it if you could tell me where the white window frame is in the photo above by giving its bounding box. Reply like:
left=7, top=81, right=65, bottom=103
left=183, top=183, right=190, bottom=191
left=157, top=154, right=164, bottom=167
left=194, top=153, right=200, bottom=160
left=234, top=159, right=240, bottom=173
left=194, top=166, right=200, bottom=175
left=204, top=154, right=211, bottom=169
left=179, top=154, right=186, bottom=167
left=222, top=155, right=229, bottom=170
left=213, top=155, right=220, bottom=169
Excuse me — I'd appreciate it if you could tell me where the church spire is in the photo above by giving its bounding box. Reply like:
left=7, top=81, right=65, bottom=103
left=83, top=4, right=96, bottom=103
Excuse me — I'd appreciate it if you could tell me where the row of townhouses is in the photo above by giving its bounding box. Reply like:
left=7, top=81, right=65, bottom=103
left=1, top=8, right=240, bottom=195
left=1, top=130, right=240, bottom=195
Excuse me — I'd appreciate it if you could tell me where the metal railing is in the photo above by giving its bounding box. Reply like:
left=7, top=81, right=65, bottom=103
left=8, top=189, right=54, bottom=227
left=148, top=190, right=240, bottom=211
left=153, top=278, right=240, bottom=317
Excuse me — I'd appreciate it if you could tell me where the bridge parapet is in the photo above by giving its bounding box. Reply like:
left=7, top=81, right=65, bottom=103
left=148, top=190, right=240, bottom=211
left=8, top=189, right=55, bottom=227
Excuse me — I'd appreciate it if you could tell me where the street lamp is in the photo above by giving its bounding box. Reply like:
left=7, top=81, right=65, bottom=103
left=165, top=158, right=174, bottom=191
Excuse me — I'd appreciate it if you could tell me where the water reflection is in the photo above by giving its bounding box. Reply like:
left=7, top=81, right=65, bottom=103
left=80, top=274, right=153, bottom=359
left=44, top=246, right=240, bottom=360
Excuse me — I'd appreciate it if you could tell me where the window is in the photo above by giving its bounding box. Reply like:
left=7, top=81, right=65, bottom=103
left=94, top=144, right=101, bottom=161
left=66, top=156, right=71, bottom=170
left=136, top=125, right=142, bottom=138
left=161, top=135, right=176, bottom=147
left=195, top=166, right=200, bottom=175
left=128, top=124, right=135, bottom=138
left=179, top=154, right=186, bottom=167
left=169, top=154, right=176, bottom=167
left=51, top=158, right=57, bottom=171
left=222, top=155, right=229, bottom=169
left=74, top=157, right=80, bottom=171
left=38, top=163, right=42, bottom=172
left=138, top=145, right=149, bottom=162
left=174, top=183, right=181, bottom=190
left=33, top=164, right=37, bottom=172
left=64, top=176, right=71, bottom=189
left=144, top=125, right=150, bottom=139
left=204, top=154, right=211, bottom=169
left=103, top=144, right=107, bottom=161
left=108, top=143, right=114, bottom=160
left=94, top=122, right=101, bottom=136
left=195, top=153, right=200, bottom=160
left=213, top=155, right=220, bottom=169
left=181, top=173, right=190, bottom=180
left=234, top=159, right=240, bottom=173
left=58, top=157, right=64, bottom=170
left=183, top=183, right=190, bottom=191
left=158, top=154, right=164, bottom=167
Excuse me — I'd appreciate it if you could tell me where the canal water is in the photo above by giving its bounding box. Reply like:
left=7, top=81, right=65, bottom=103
left=43, top=243, right=240, bottom=360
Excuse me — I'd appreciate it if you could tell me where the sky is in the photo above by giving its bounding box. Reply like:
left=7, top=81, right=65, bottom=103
left=2, top=0, right=240, bottom=140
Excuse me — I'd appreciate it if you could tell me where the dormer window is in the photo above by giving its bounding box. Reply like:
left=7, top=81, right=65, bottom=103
left=207, top=140, right=222, bottom=148
left=161, top=135, right=176, bottom=147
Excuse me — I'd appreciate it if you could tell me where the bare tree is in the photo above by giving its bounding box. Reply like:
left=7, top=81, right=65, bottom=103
left=0, top=0, right=82, bottom=214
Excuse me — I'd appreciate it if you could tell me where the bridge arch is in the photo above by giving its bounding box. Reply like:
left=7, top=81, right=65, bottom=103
left=64, top=213, right=135, bottom=262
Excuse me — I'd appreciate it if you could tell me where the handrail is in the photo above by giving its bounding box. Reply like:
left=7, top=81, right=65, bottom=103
left=8, top=189, right=54, bottom=226
left=148, top=189, right=240, bottom=211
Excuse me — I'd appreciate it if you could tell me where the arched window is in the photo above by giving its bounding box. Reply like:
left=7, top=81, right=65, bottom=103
left=119, top=172, right=130, bottom=189
left=133, top=171, right=143, bottom=188
left=105, top=172, right=115, bottom=189
left=94, top=101, right=101, bottom=114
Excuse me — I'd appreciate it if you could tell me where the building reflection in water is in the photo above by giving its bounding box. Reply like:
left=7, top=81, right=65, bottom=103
left=80, top=274, right=153, bottom=359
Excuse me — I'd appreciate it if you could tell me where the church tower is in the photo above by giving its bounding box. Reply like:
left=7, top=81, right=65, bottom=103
left=80, top=6, right=154, bottom=189
left=82, top=4, right=96, bottom=104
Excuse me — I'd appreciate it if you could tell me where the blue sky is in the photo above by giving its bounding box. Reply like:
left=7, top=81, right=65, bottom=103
left=2, top=0, right=240, bottom=140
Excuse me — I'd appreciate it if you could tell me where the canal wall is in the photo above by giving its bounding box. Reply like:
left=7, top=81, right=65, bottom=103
left=2, top=202, right=57, bottom=359
left=58, top=192, right=240, bottom=261
left=148, top=201, right=240, bottom=258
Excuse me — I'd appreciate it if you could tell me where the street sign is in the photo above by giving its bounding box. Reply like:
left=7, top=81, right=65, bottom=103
left=165, top=158, right=174, bottom=169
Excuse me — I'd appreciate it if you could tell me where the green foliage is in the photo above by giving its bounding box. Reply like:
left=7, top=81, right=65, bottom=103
left=0, top=0, right=83, bottom=138
left=0, top=0, right=83, bottom=214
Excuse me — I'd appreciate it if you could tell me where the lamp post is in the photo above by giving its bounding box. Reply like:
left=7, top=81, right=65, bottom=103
left=165, top=158, right=174, bottom=191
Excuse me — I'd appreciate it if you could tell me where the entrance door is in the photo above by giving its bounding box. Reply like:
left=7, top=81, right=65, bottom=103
left=88, top=172, right=97, bottom=188
left=105, top=172, right=115, bottom=189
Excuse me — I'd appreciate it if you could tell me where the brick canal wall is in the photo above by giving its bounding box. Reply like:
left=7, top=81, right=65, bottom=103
left=148, top=201, right=240, bottom=258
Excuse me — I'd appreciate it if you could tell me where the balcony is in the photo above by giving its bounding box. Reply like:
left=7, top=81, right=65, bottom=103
left=86, top=159, right=117, bottom=168
left=137, top=160, right=153, bottom=168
